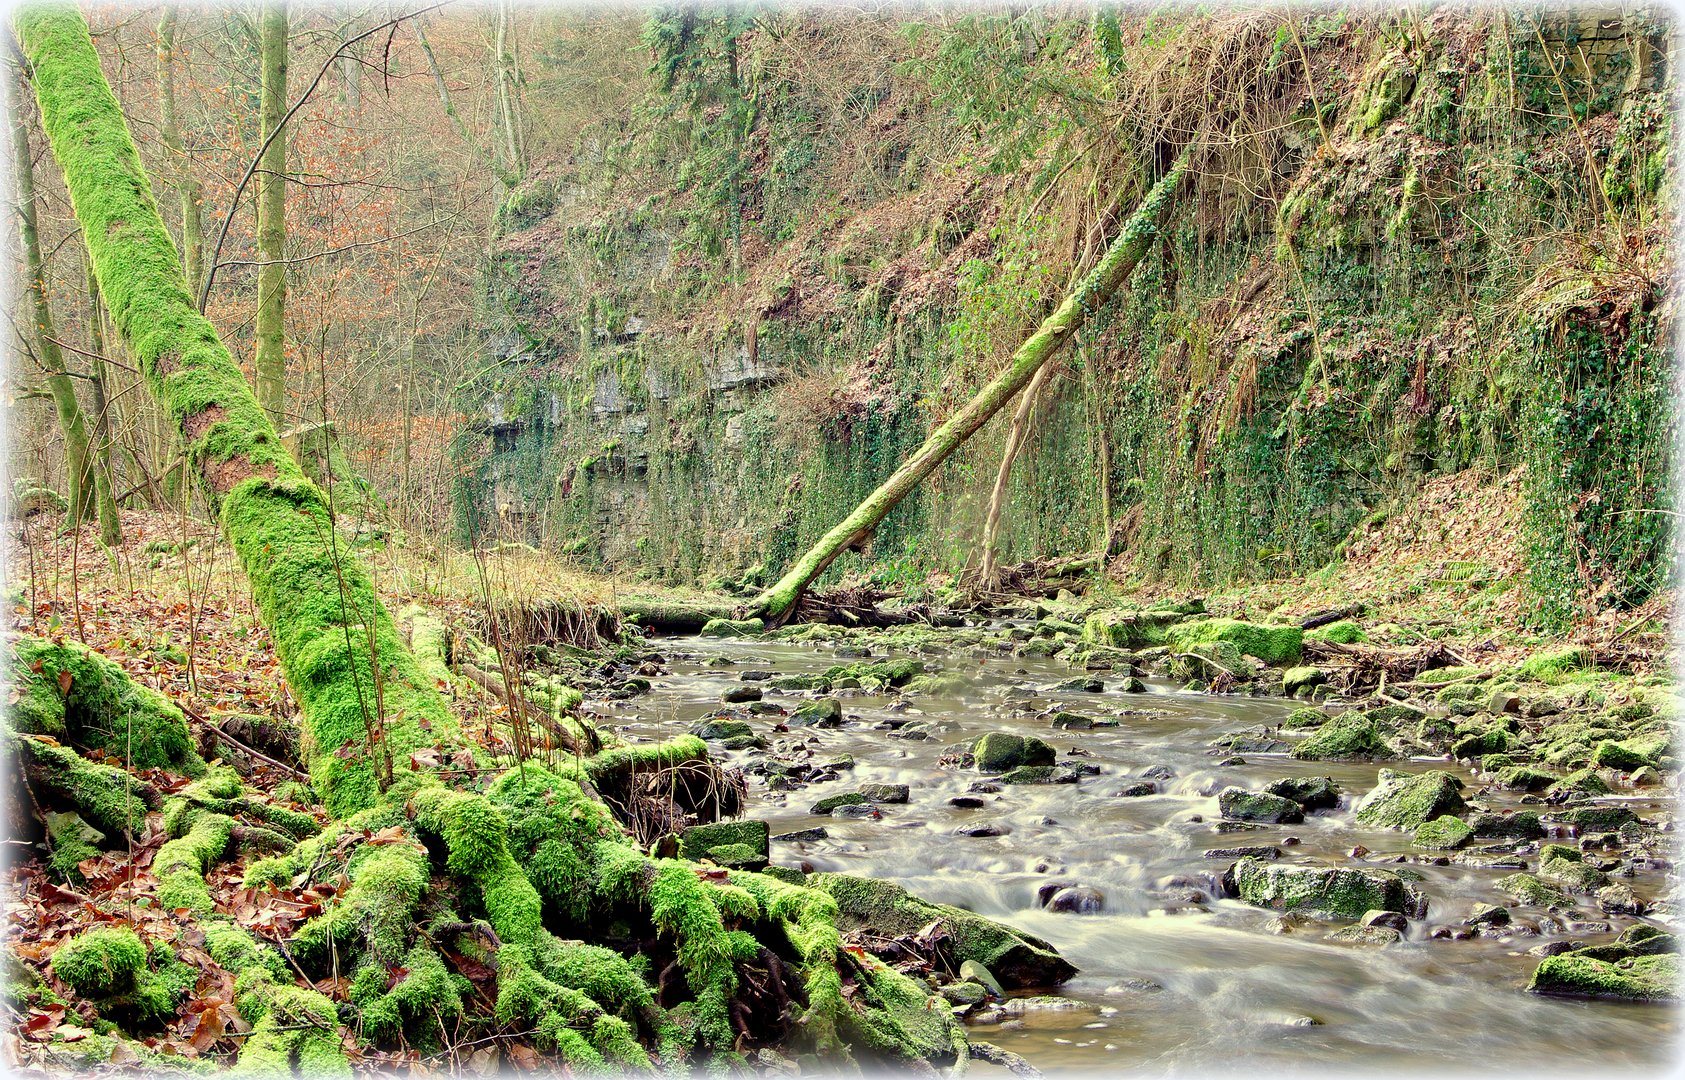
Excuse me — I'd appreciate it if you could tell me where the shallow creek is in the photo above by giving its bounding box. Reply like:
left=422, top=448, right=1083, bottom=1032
left=591, top=629, right=1678, bottom=1074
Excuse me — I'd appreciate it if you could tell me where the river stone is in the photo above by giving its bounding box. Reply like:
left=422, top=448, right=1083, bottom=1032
left=1001, top=765, right=1078, bottom=785
left=1413, top=815, right=1474, bottom=850
left=1205, top=846, right=1282, bottom=860
left=941, top=980, right=988, bottom=1007
left=792, top=698, right=844, bottom=727
left=1541, top=854, right=1609, bottom=893
left=1282, top=666, right=1327, bottom=697
left=973, top=732, right=1056, bottom=774
left=1050, top=711, right=1095, bottom=730
left=1361, top=910, right=1408, bottom=932
left=722, top=686, right=762, bottom=704
left=1045, top=886, right=1104, bottom=914
left=740, top=670, right=774, bottom=681
left=949, top=795, right=986, bottom=809
left=1218, top=788, right=1304, bottom=824
left=771, top=827, right=828, bottom=842
left=1052, top=677, right=1104, bottom=692
left=678, top=820, right=769, bottom=870
left=1291, top=714, right=1391, bottom=760
left=1470, top=811, right=1545, bottom=839
left=1528, top=949, right=1680, bottom=1002
left=1353, top=770, right=1466, bottom=829
left=1495, top=765, right=1557, bottom=792
left=1597, top=884, right=1645, bottom=915
left=809, top=873, right=1078, bottom=988
left=1142, top=764, right=1176, bottom=780
left=1326, top=924, right=1401, bottom=946
left=1465, top=903, right=1510, bottom=927
left=1263, top=776, right=1341, bottom=811
left=1113, top=783, right=1155, bottom=798
left=831, top=803, right=883, bottom=819
left=958, top=960, right=1005, bottom=999
left=768, top=673, right=828, bottom=691
left=1225, top=857, right=1427, bottom=919
left=1554, top=805, right=1639, bottom=831
left=1119, top=676, right=1147, bottom=693
left=692, top=717, right=755, bottom=741
left=1495, top=872, right=1573, bottom=909
left=811, top=792, right=867, bottom=815
left=859, top=783, right=910, bottom=804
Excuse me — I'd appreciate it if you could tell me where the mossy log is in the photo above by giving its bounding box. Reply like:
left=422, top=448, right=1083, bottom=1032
left=749, top=149, right=1190, bottom=622
left=15, top=9, right=990, bottom=1070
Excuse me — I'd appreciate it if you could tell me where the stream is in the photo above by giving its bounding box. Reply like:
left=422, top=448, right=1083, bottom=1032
left=590, top=628, right=1679, bottom=1075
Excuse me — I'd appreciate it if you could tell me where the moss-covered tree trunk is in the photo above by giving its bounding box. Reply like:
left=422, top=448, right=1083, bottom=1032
left=977, top=361, right=1053, bottom=592
left=155, top=7, right=204, bottom=297
left=254, top=0, right=287, bottom=428
left=11, top=65, right=118, bottom=544
left=750, top=149, right=1191, bottom=621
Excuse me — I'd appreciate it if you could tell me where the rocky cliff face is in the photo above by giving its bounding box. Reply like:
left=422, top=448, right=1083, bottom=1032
left=456, top=7, right=1673, bottom=626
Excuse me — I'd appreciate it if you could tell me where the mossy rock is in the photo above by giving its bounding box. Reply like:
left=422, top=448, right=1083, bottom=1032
left=1528, top=951, right=1679, bottom=1002
left=1496, top=872, right=1573, bottom=909
left=1412, top=815, right=1473, bottom=850
left=1470, top=811, right=1544, bottom=839
left=1263, top=776, right=1341, bottom=811
left=1167, top=619, right=1303, bottom=665
left=1549, top=768, right=1611, bottom=796
left=1292, top=714, right=1391, bottom=760
left=1591, top=739, right=1659, bottom=772
left=1285, top=707, right=1328, bottom=729
left=1306, top=620, right=1367, bottom=645
left=699, top=618, right=764, bottom=638
left=51, top=927, right=146, bottom=999
left=807, top=873, right=1076, bottom=988
left=1218, top=788, right=1304, bottom=824
left=1282, top=666, right=1327, bottom=697
left=767, top=673, right=829, bottom=692
left=691, top=718, right=755, bottom=741
left=1080, top=609, right=1187, bottom=648
left=791, top=699, right=844, bottom=727
left=1494, top=765, right=1557, bottom=792
left=1225, top=857, right=1426, bottom=920
left=821, top=659, right=923, bottom=688
left=1516, top=647, right=1594, bottom=682
left=679, top=820, right=769, bottom=870
left=973, top=732, right=1055, bottom=774
left=8, top=636, right=202, bottom=773
left=1000, top=765, right=1076, bottom=785
left=811, top=792, right=867, bottom=815
left=1553, top=805, right=1639, bottom=831
left=1450, top=727, right=1511, bottom=759
left=1353, top=770, right=1466, bottom=830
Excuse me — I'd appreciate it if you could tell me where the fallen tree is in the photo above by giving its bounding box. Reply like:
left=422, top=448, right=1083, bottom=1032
left=8, top=5, right=1071, bottom=1071
left=747, top=150, right=1191, bottom=622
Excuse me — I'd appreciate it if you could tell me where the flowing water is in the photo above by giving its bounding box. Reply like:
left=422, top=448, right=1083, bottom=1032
left=592, top=629, right=1679, bottom=1076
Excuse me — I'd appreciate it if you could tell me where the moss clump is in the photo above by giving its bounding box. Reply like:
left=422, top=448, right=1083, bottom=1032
left=1282, top=666, right=1326, bottom=696
left=821, top=658, right=923, bottom=688
left=1591, top=739, right=1658, bottom=771
left=1412, top=815, right=1473, bottom=850
left=1495, top=872, right=1572, bottom=909
left=1292, top=714, right=1391, bottom=760
left=1218, top=788, right=1304, bottom=824
left=1081, top=609, right=1187, bottom=648
left=352, top=946, right=464, bottom=1049
left=291, top=840, right=430, bottom=971
left=1550, top=768, right=1611, bottom=796
left=13, top=733, right=156, bottom=837
left=1353, top=770, right=1466, bottom=829
left=155, top=803, right=235, bottom=917
left=1226, top=858, right=1425, bottom=919
left=680, top=820, right=769, bottom=868
left=1307, top=620, right=1367, bottom=645
left=1554, top=805, right=1639, bottom=831
left=1167, top=619, right=1302, bottom=665
left=1450, top=727, right=1511, bottom=758
left=44, top=811, right=102, bottom=884
left=1494, top=765, right=1557, bottom=791
left=1516, top=647, right=1594, bottom=683
left=51, top=927, right=146, bottom=998
left=811, top=792, right=868, bottom=814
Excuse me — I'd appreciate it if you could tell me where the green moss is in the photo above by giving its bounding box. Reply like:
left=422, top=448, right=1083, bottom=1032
left=699, top=617, right=764, bottom=637
left=44, top=811, right=102, bottom=884
left=351, top=946, right=463, bottom=1049
left=7, top=636, right=203, bottom=773
left=1227, top=858, right=1423, bottom=919
left=1591, top=739, right=1658, bottom=771
left=821, top=658, right=924, bottom=688
left=679, top=820, right=769, bottom=866
left=1517, top=647, right=1594, bottom=683
left=1292, top=714, right=1391, bottom=759
left=973, top=731, right=1055, bottom=772
left=1495, top=872, right=1572, bottom=909
left=12, top=733, right=155, bottom=837
left=51, top=927, right=146, bottom=998
left=1353, top=769, right=1466, bottom=829
left=1495, top=765, right=1557, bottom=791
left=1167, top=619, right=1303, bottom=664
left=155, top=803, right=235, bottom=917
left=291, top=840, right=429, bottom=970
left=1081, top=609, right=1187, bottom=648
left=1306, top=620, right=1367, bottom=645
left=1412, top=815, right=1473, bottom=849
left=1529, top=952, right=1679, bottom=1002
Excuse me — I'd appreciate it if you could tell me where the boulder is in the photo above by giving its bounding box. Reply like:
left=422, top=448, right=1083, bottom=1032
left=1218, top=788, right=1304, bottom=824
left=1528, top=944, right=1679, bottom=1002
left=1226, top=857, right=1427, bottom=919
left=691, top=717, right=755, bottom=741
left=809, top=873, right=1078, bottom=988
left=1043, top=886, right=1104, bottom=914
left=791, top=698, right=844, bottom=727
left=721, top=686, right=762, bottom=704
left=1412, top=815, right=1473, bottom=850
left=1327, top=925, right=1401, bottom=946
left=1353, top=770, right=1466, bottom=830
left=1469, top=811, right=1545, bottom=839
left=973, top=732, right=1056, bottom=774
left=858, top=783, right=910, bottom=804
left=1291, top=714, right=1391, bottom=760
left=1263, top=776, right=1341, bottom=811
left=1282, top=666, right=1327, bottom=697
left=811, top=793, right=867, bottom=815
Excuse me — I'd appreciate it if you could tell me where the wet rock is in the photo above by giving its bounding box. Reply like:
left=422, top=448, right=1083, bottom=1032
left=747, top=701, right=784, bottom=715
left=1495, top=765, right=1557, bottom=792
left=1540, top=852, right=1609, bottom=893
left=941, top=981, right=988, bottom=1007
left=1495, top=872, right=1572, bottom=909
left=1052, top=677, right=1105, bottom=692
left=678, top=820, right=769, bottom=870
left=1142, top=764, right=1177, bottom=780
left=1212, top=731, right=1291, bottom=754
left=1282, top=666, right=1327, bottom=697
left=740, top=670, right=775, bottom=681
left=1000, top=765, right=1079, bottom=785
left=859, top=783, right=910, bottom=804
left=771, top=827, right=828, bottom=842
left=968, top=781, right=1003, bottom=794
left=1205, top=846, right=1282, bottom=860
left=1113, top=783, right=1156, bottom=798
left=1470, top=811, right=1545, bottom=839
left=1353, top=769, right=1466, bottom=830
left=700, top=617, right=764, bottom=638
left=811, top=792, right=867, bottom=815
left=955, top=823, right=1009, bottom=837
left=1050, top=711, right=1095, bottom=730
left=1361, top=910, right=1408, bottom=932
left=1219, top=788, right=1304, bottom=824
left=1291, top=714, right=1391, bottom=760
left=831, top=803, right=883, bottom=819
left=1225, top=857, right=1428, bottom=919
left=722, top=686, right=763, bottom=704
left=721, top=734, right=765, bottom=751
left=1528, top=940, right=1584, bottom=958
left=767, top=673, right=828, bottom=692
left=1554, top=805, right=1639, bottom=832
left=973, top=732, right=1057, bottom=774
left=1216, top=756, right=1246, bottom=767
left=692, top=717, right=756, bottom=741
left=1263, top=776, right=1341, bottom=811
left=1596, top=883, right=1645, bottom=915
left=1327, top=924, right=1401, bottom=946
left=958, top=960, right=1005, bottom=998
left=1465, top=903, right=1510, bottom=927
left=1119, top=676, right=1147, bottom=693
left=949, top=796, right=986, bottom=809
left=1527, top=943, right=1680, bottom=1002
left=809, top=873, right=1078, bottom=988
left=791, top=698, right=844, bottom=727
left=1413, top=815, right=1474, bottom=850
left=819, top=754, right=854, bottom=771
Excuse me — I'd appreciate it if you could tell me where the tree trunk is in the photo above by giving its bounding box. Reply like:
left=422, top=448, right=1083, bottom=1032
left=82, top=259, right=122, bottom=544
left=749, top=149, right=1190, bottom=621
left=254, top=0, right=288, bottom=428
left=155, top=7, right=204, bottom=297
left=976, top=361, right=1053, bottom=592
left=10, top=66, right=113, bottom=539
left=16, top=10, right=999, bottom=1070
